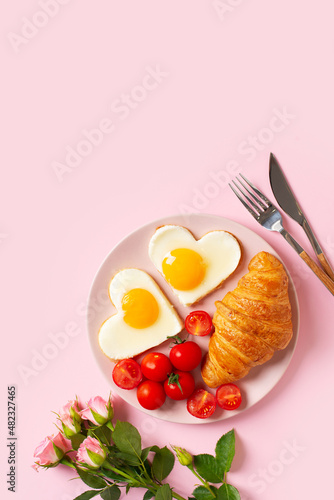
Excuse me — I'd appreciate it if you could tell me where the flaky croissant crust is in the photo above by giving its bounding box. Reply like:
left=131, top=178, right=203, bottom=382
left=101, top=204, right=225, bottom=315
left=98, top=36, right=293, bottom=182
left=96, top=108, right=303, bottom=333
left=201, top=251, right=293, bottom=388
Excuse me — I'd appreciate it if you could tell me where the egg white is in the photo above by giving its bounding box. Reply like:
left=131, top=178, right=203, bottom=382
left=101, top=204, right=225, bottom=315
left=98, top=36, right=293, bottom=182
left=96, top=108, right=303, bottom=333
left=148, top=225, right=241, bottom=306
left=98, top=268, right=183, bottom=360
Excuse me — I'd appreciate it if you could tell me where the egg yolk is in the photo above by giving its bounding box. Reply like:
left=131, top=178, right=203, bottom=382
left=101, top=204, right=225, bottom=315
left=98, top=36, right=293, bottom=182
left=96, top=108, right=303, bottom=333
left=162, top=248, right=206, bottom=291
left=122, top=288, right=159, bottom=329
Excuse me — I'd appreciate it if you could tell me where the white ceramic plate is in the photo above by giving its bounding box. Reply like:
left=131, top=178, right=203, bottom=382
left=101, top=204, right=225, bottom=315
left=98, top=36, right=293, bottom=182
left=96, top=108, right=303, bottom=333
left=87, top=214, right=299, bottom=424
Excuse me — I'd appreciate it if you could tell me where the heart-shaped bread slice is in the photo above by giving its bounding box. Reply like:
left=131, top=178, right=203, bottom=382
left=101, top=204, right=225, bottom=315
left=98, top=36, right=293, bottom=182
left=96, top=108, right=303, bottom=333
left=148, top=225, right=241, bottom=306
left=98, top=268, right=183, bottom=361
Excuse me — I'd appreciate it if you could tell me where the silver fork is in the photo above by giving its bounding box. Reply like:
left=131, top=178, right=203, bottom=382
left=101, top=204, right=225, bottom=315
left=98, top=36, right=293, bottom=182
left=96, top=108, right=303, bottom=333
left=229, top=174, right=334, bottom=296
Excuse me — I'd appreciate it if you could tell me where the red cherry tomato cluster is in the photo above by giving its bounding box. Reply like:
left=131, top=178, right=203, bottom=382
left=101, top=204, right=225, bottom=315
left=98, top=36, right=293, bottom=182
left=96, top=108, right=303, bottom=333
left=111, top=310, right=242, bottom=419
left=112, top=340, right=202, bottom=410
left=186, top=383, right=242, bottom=419
left=137, top=341, right=201, bottom=410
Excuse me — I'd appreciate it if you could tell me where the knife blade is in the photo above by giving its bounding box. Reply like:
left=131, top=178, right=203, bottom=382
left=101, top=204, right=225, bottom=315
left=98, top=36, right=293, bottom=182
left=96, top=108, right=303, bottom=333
left=269, top=152, right=334, bottom=280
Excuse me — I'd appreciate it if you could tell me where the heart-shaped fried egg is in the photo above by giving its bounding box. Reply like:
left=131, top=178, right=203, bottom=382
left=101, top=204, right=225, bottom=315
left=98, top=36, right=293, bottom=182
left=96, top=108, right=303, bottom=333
left=98, top=269, right=183, bottom=360
left=148, top=225, right=241, bottom=306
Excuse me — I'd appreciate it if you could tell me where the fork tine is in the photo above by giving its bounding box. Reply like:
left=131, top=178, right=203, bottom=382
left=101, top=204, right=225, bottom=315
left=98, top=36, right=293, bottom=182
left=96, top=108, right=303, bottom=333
left=231, top=179, right=263, bottom=214
left=235, top=176, right=267, bottom=210
left=239, top=173, right=272, bottom=206
left=229, top=182, right=258, bottom=219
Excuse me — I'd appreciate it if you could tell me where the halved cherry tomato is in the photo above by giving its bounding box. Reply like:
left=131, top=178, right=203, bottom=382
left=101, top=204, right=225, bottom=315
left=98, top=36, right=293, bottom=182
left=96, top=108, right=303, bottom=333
left=112, top=359, right=142, bottom=390
left=137, top=380, right=166, bottom=410
left=187, top=388, right=216, bottom=419
left=216, top=383, right=242, bottom=410
left=185, top=310, right=213, bottom=337
left=164, top=370, right=195, bottom=401
left=141, top=352, right=172, bottom=382
left=169, top=341, right=202, bottom=372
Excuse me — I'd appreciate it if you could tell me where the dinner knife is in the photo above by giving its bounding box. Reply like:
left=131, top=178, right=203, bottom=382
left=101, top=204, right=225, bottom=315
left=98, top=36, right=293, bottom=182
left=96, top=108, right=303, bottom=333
left=269, top=153, right=334, bottom=281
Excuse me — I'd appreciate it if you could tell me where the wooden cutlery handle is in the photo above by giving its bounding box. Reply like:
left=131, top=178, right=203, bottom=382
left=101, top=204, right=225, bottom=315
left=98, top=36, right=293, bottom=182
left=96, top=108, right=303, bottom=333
left=317, top=252, right=334, bottom=281
left=300, top=251, right=334, bottom=295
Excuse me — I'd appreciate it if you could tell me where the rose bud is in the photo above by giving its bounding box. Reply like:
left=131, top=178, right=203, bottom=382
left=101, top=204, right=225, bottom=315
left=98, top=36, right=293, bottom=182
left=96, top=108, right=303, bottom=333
left=171, top=445, right=193, bottom=466
left=80, top=395, right=113, bottom=426
left=59, top=414, right=82, bottom=439
left=77, top=437, right=107, bottom=469
left=59, top=398, right=81, bottom=423
left=33, top=432, right=71, bottom=471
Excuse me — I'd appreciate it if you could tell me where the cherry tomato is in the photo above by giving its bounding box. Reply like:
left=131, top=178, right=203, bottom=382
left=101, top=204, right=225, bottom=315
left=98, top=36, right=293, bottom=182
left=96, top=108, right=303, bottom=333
left=169, top=341, right=202, bottom=371
left=137, top=380, right=166, bottom=410
left=141, top=352, right=172, bottom=382
left=112, top=359, right=142, bottom=390
left=164, top=371, right=195, bottom=400
left=185, top=311, right=213, bottom=336
left=187, top=389, right=216, bottom=419
left=216, top=383, right=242, bottom=410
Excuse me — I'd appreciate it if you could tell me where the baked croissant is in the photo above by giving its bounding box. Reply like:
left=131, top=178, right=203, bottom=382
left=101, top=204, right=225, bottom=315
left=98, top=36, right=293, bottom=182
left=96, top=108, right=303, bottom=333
left=201, top=251, right=293, bottom=388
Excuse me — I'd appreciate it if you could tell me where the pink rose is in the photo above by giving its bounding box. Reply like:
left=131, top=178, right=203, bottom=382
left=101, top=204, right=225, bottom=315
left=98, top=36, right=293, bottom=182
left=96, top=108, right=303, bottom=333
left=58, top=398, right=82, bottom=438
left=59, top=413, right=82, bottom=438
left=33, top=432, right=71, bottom=471
left=59, top=399, right=81, bottom=419
left=77, top=437, right=107, bottom=468
left=80, top=395, right=113, bottom=426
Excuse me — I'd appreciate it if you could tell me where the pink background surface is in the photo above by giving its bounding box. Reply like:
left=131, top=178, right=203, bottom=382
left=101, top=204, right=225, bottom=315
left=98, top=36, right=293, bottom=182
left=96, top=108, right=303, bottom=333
left=1, top=1, right=334, bottom=499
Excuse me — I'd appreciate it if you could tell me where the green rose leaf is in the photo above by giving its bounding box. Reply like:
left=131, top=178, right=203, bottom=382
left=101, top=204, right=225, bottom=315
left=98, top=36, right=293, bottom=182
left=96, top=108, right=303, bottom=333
left=100, top=468, right=120, bottom=481
left=92, top=424, right=112, bottom=445
left=100, top=484, right=121, bottom=500
left=155, top=483, right=173, bottom=500
left=193, top=454, right=224, bottom=483
left=113, top=451, right=141, bottom=466
left=75, top=467, right=107, bottom=489
left=71, top=433, right=87, bottom=451
left=141, top=446, right=153, bottom=461
left=152, top=446, right=175, bottom=481
left=215, top=430, right=235, bottom=473
left=112, top=421, right=141, bottom=460
left=216, top=483, right=240, bottom=500
left=192, top=485, right=218, bottom=500
left=73, top=491, right=102, bottom=500
left=150, top=445, right=160, bottom=453
left=143, top=490, right=155, bottom=500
